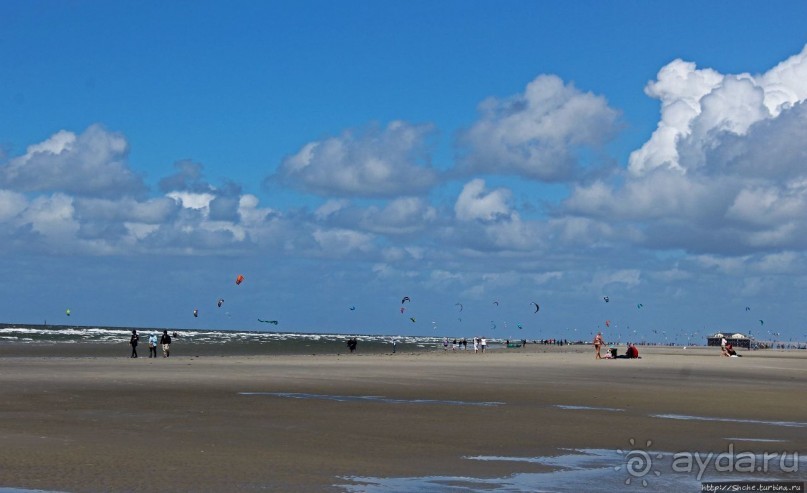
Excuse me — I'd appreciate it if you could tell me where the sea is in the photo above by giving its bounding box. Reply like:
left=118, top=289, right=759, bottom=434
left=0, top=322, right=485, bottom=356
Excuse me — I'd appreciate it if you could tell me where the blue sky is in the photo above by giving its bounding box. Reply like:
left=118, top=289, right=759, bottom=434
left=2, top=1, right=807, bottom=343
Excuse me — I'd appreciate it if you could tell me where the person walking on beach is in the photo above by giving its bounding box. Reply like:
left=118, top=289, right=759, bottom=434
left=594, top=332, right=604, bottom=359
left=392, top=337, right=397, bottom=354
left=129, top=329, right=139, bottom=358
left=160, top=330, right=171, bottom=357
left=148, top=333, right=158, bottom=358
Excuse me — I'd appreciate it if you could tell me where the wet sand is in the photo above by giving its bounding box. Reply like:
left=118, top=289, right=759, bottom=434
left=0, top=345, right=804, bottom=492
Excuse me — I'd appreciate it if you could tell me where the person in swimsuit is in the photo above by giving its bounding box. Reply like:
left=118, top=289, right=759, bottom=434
left=594, top=332, right=604, bottom=359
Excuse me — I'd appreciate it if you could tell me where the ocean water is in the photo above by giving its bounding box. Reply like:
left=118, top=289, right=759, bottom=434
left=0, top=323, right=486, bottom=355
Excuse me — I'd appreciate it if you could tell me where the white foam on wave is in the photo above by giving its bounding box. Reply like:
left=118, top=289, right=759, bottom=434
left=0, top=325, right=455, bottom=349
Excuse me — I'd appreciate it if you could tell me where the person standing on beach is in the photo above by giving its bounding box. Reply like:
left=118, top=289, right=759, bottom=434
left=392, top=337, right=397, bottom=354
left=473, top=337, right=479, bottom=353
left=160, top=330, right=171, bottom=357
left=148, top=333, right=158, bottom=358
left=594, top=332, right=604, bottom=359
left=129, top=329, right=139, bottom=358
left=480, top=337, right=487, bottom=353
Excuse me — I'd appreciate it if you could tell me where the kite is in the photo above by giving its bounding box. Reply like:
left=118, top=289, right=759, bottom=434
left=400, top=307, right=406, bottom=314
left=637, top=303, right=644, bottom=309
left=66, top=309, right=71, bottom=316
left=745, top=306, right=751, bottom=311
left=455, top=302, right=463, bottom=312
left=258, top=319, right=279, bottom=325
left=235, top=274, right=244, bottom=285
left=409, top=317, right=416, bottom=323
left=193, top=309, right=198, bottom=318
left=349, top=306, right=356, bottom=311
left=759, top=320, right=764, bottom=326
left=490, top=321, right=496, bottom=329
left=605, top=320, right=610, bottom=327
left=401, top=296, right=411, bottom=304
left=603, top=296, right=609, bottom=303
left=217, top=298, right=224, bottom=308
left=531, top=302, right=540, bottom=313
left=517, top=323, right=523, bottom=329
left=493, top=300, right=499, bottom=306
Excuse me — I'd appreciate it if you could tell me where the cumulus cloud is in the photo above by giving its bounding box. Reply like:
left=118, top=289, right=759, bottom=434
left=158, top=159, right=213, bottom=194
left=0, top=125, right=146, bottom=197
left=19, top=193, right=80, bottom=242
left=457, top=74, right=620, bottom=181
left=0, top=190, right=27, bottom=221
left=565, top=44, right=807, bottom=255
left=275, top=121, right=439, bottom=197
left=455, top=179, right=512, bottom=221
left=358, top=197, right=437, bottom=235
left=629, top=45, right=807, bottom=175
left=312, top=228, right=375, bottom=257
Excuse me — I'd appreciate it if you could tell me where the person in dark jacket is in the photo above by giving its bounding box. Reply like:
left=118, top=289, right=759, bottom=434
left=160, top=330, right=172, bottom=357
left=130, top=329, right=139, bottom=358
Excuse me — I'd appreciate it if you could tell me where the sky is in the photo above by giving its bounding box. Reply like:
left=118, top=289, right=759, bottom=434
left=2, top=1, right=807, bottom=343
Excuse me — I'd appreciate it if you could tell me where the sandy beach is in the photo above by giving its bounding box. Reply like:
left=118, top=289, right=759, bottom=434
left=0, top=345, right=804, bottom=492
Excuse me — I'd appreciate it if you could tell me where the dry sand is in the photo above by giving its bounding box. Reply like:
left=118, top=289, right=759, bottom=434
left=0, top=345, right=804, bottom=492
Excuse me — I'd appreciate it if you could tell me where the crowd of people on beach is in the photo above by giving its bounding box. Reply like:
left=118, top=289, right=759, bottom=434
left=440, top=337, right=492, bottom=353
left=129, top=329, right=174, bottom=358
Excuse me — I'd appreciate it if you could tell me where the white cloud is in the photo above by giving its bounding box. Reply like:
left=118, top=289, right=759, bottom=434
left=0, top=190, right=27, bottom=221
left=359, top=197, right=437, bottom=235
left=565, top=44, right=807, bottom=255
left=630, top=45, right=807, bottom=176
left=277, top=121, right=439, bottom=197
left=753, top=251, right=799, bottom=274
left=455, top=179, right=512, bottom=221
left=74, top=197, right=178, bottom=224
left=0, top=125, right=146, bottom=197
left=19, top=193, right=80, bottom=240
left=590, top=269, right=642, bottom=290
left=312, top=228, right=375, bottom=256
left=458, top=74, right=620, bottom=181
left=315, top=199, right=350, bottom=220
left=166, top=192, right=216, bottom=211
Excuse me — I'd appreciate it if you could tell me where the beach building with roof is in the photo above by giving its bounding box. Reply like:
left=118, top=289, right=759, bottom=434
left=707, top=332, right=751, bottom=349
